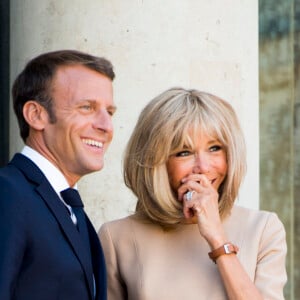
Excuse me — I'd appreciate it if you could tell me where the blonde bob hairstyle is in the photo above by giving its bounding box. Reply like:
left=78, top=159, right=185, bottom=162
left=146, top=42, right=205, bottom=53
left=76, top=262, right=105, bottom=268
left=123, top=87, right=246, bottom=228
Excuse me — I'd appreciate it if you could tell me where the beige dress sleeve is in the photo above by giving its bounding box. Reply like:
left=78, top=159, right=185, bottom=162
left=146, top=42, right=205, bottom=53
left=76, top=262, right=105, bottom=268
left=254, top=212, right=287, bottom=299
left=99, top=223, right=127, bottom=300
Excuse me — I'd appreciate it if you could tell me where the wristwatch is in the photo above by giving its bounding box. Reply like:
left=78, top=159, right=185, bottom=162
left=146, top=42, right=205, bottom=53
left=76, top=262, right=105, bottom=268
left=208, top=242, right=239, bottom=263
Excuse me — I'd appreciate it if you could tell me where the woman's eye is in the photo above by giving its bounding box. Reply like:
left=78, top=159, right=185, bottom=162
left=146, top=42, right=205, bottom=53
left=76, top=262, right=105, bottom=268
left=175, top=150, right=191, bottom=157
left=209, top=145, right=222, bottom=152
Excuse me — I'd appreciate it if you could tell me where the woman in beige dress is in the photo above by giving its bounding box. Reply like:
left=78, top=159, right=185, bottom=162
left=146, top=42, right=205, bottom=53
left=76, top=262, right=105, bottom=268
left=99, top=88, right=287, bottom=300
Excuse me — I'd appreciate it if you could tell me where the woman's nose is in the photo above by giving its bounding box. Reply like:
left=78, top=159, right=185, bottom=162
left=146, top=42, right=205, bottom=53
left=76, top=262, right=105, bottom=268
left=192, top=154, right=210, bottom=174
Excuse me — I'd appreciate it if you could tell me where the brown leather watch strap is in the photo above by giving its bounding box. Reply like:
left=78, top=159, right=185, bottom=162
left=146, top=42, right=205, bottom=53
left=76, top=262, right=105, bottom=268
left=208, top=243, right=239, bottom=263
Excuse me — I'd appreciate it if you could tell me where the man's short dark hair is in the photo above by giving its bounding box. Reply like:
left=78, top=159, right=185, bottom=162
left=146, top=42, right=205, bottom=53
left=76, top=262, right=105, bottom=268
left=12, top=50, right=115, bottom=142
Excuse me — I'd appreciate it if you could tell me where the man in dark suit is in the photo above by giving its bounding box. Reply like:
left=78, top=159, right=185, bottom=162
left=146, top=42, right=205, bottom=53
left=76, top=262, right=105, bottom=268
left=0, top=50, right=116, bottom=300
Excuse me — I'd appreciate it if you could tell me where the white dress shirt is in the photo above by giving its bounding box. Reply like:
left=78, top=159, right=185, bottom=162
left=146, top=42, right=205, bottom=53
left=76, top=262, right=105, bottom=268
left=21, top=146, right=77, bottom=224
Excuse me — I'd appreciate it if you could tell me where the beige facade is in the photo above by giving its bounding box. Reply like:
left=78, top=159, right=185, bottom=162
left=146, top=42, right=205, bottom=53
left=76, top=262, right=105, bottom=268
left=10, top=1, right=300, bottom=299
left=10, top=0, right=259, bottom=229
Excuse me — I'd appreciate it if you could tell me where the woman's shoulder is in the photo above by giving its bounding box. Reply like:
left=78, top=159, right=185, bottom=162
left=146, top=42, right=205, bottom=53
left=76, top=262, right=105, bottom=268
left=228, top=205, right=285, bottom=238
left=99, top=215, right=134, bottom=233
left=99, top=215, right=160, bottom=238
left=99, top=215, right=164, bottom=252
left=230, top=205, right=281, bottom=222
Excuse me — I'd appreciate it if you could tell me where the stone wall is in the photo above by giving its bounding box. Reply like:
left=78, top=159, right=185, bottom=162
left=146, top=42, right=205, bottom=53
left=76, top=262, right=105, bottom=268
left=10, top=0, right=259, bottom=229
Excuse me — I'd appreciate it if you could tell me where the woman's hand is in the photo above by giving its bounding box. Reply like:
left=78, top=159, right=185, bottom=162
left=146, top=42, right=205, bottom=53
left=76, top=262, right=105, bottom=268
left=178, top=174, right=227, bottom=249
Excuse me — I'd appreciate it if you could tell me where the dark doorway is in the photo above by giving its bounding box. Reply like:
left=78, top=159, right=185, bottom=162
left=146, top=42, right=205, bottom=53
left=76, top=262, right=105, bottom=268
left=0, top=0, right=10, bottom=166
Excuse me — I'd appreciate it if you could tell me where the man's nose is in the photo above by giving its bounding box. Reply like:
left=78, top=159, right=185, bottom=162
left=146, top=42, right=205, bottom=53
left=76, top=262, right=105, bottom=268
left=93, top=109, right=113, bottom=134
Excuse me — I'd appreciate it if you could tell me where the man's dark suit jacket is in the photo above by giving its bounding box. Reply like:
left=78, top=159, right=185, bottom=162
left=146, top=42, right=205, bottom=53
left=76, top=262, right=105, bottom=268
left=0, top=154, right=107, bottom=300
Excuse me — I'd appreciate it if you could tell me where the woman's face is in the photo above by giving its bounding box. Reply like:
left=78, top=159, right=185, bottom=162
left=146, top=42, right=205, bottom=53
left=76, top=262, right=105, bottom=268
left=166, top=131, right=228, bottom=195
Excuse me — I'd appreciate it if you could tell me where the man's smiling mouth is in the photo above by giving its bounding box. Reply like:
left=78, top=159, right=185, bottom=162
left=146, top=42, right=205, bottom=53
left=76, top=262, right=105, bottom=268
left=82, top=139, right=103, bottom=148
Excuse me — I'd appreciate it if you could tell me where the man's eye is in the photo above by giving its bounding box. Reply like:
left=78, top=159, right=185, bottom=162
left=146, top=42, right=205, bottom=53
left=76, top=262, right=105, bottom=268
left=79, top=104, right=94, bottom=112
left=81, top=105, right=92, bottom=110
left=107, top=109, right=115, bottom=116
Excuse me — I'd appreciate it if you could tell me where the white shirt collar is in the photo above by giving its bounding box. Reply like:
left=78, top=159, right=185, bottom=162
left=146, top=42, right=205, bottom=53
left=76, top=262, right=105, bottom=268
left=21, top=145, right=77, bottom=196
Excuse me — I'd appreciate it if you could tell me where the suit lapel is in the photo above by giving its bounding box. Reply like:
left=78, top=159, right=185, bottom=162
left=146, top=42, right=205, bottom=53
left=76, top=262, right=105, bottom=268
left=10, top=154, right=95, bottom=298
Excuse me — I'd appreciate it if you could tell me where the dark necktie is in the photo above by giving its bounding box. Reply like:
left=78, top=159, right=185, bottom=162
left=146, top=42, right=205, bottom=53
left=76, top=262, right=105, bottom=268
left=60, top=188, right=92, bottom=256
left=60, top=188, right=96, bottom=298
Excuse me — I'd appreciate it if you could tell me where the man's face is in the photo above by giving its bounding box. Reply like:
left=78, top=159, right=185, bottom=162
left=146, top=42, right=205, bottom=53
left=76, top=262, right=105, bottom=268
left=41, top=64, right=115, bottom=185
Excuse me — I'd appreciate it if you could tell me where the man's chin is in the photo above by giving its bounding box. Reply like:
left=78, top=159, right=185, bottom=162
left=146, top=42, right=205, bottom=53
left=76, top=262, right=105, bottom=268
left=90, top=163, right=104, bottom=172
left=81, top=160, right=104, bottom=174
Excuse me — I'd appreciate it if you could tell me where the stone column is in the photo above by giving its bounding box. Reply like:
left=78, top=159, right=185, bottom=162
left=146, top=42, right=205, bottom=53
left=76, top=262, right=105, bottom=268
left=10, top=0, right=259, bottom=228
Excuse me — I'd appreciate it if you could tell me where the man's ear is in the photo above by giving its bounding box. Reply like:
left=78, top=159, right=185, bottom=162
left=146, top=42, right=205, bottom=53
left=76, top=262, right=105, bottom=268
left=23, top=101, right=48, bottom=130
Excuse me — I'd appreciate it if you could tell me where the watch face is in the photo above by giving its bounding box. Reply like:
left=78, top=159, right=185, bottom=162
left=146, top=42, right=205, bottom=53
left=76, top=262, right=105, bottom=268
left=208, top=243, right=238, bottom=263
